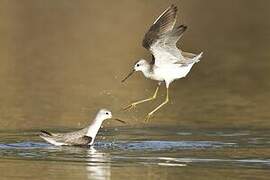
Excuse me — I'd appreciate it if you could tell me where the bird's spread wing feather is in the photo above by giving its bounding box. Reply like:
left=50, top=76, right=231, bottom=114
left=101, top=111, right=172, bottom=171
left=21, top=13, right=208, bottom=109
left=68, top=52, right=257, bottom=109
left=142, top=5, right=191, bottom=66
left=142, top=4, right=177, bottom=50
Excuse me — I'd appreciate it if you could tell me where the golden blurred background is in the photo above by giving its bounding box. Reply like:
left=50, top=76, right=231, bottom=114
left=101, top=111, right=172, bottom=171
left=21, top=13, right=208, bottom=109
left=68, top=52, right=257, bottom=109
left=0, top=0, right=269, bottom=129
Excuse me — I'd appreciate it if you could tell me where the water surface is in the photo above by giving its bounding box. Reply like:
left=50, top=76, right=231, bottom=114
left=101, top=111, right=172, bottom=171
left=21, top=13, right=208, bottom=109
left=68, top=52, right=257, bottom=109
left=0, top=126, right=269, bottom=180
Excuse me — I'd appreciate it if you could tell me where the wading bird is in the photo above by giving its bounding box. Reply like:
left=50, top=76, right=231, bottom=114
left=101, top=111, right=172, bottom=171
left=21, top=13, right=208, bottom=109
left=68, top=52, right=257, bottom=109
left=39, top=109, right=125, bottom=146
left=122, top=4, right=203, bottom=121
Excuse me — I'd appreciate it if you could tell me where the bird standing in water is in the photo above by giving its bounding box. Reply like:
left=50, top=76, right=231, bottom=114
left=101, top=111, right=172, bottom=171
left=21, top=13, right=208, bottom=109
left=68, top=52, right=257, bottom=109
left=39, top=109, right=125, bottom=146
left=122, top=5, right=203, bottom=121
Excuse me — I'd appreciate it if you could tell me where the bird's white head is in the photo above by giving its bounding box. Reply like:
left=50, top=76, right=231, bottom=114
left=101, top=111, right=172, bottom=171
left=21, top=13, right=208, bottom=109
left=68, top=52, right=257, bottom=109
left=87, top=109, right=125, bottom=140
left=134, top=59, right=149, bottom=72
left=96, top=109, right=112, bottom=121
left=122, top=59, right=149, bottom=82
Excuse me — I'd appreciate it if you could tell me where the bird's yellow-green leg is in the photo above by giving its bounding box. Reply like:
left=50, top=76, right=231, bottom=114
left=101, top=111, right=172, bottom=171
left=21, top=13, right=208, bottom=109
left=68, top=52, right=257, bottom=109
left=123, top=84, right=160, bottom=110
left=145, top=87, right=169, bottom=122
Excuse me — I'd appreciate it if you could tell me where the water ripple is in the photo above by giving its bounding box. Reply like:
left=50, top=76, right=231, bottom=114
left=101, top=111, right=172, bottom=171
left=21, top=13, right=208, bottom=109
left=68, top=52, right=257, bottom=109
left=0, top=128, right=269, bottom=170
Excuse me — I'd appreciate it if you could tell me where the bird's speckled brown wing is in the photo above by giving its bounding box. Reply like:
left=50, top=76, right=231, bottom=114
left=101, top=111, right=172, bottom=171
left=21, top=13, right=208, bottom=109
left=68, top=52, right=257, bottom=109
left=47, top=127, right=92, bottom=146
left=64, top=136, right=92, bottom=146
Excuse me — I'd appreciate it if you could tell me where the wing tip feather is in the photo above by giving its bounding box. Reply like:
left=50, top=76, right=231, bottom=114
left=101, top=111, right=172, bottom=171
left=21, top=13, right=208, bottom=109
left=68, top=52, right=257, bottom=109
left=170, top=4, right=177, bottom=13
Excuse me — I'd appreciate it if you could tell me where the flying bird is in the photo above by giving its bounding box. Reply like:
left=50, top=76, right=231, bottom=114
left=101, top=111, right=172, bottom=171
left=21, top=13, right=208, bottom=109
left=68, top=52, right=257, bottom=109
left=122, top=4, right=203, bottom=121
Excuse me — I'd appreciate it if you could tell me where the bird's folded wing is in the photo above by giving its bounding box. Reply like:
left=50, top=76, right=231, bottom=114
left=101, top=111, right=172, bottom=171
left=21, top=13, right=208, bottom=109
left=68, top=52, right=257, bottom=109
left=65, top=136, right=92, bottom=146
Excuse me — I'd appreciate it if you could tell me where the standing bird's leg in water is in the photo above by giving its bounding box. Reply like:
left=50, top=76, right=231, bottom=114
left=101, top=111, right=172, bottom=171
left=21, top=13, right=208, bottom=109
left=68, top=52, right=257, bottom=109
left=123, top=83, right=161, bottom=110
left=145, top=87, right=169, bottom=122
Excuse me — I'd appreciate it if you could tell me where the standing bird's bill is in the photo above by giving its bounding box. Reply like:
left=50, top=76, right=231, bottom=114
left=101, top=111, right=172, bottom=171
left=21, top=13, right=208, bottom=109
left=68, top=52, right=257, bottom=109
left=121, top=69, right=135, bottom=83
left=113, top=118, right=126, bottom=124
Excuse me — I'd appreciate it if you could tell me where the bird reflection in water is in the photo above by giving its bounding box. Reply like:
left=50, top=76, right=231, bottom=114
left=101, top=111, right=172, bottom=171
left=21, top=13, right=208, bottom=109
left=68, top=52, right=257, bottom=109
left=85, top=147, right=111, bottom=180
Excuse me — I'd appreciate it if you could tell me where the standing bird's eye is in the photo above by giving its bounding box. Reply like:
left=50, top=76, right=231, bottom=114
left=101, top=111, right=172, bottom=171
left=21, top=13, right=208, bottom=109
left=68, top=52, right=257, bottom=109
left=105, top=112, right=109, bottom=115
left=136, top=64, right=140, bottom=67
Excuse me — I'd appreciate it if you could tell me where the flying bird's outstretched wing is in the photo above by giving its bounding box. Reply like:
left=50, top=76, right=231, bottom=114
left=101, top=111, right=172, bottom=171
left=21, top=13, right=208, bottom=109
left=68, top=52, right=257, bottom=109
left=142, top=4, right=177, bottom=50
left=142, top=5, right=189, bottom=66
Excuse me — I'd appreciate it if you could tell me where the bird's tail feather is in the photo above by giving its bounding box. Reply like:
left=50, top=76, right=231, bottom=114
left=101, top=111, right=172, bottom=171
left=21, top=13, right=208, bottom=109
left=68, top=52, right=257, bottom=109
left=182, top=52, right=203, bottom=65
left=40, top=130, right=53, bottom=137
left=193, top=52, right=203, bottom=63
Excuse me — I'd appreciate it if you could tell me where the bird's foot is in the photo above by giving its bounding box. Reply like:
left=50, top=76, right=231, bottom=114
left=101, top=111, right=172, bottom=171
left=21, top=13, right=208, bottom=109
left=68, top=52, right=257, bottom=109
left=145, top=113, right=154, bottom=123
left=123, top=103, right=136, bottom=111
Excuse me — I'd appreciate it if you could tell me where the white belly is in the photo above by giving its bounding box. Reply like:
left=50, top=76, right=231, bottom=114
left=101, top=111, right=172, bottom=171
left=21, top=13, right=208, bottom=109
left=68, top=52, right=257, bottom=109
left=152, top=63, right=195, bottom=84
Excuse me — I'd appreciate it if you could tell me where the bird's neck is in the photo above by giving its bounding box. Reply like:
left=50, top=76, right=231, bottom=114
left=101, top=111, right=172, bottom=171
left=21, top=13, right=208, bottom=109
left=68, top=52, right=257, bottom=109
left=141, top=63, right=152, bottom=78
left=86, top=117, right=103, bottom=140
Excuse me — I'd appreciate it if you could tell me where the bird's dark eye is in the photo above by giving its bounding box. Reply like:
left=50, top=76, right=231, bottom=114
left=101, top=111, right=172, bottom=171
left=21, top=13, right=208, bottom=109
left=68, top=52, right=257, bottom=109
left=136, top=64, right=140, bottom=67
left=105, top=112, right=109, bottom=115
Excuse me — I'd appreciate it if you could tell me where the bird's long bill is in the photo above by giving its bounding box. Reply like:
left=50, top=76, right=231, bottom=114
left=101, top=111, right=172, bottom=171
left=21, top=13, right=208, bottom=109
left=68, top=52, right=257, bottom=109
left=113, top=118, right=126, bottom=124
left=121, top=69, right=135, bottom=83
